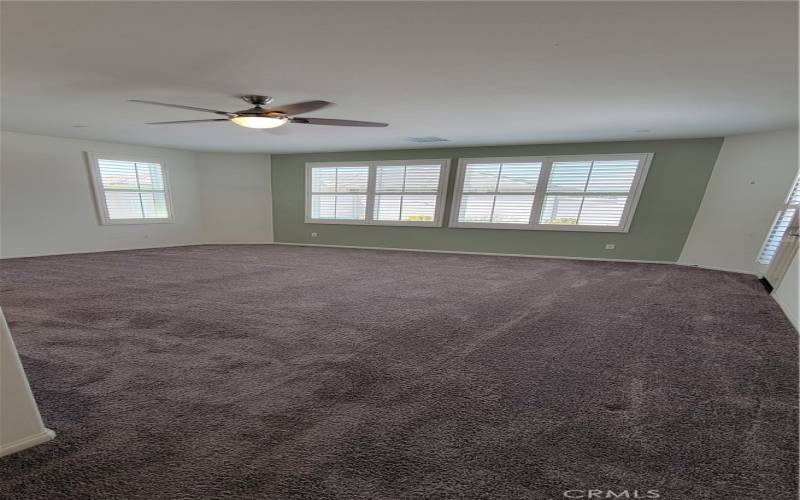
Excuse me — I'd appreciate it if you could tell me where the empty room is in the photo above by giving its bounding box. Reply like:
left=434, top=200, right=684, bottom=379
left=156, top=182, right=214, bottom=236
left=0, top=2, right=797, bottom=499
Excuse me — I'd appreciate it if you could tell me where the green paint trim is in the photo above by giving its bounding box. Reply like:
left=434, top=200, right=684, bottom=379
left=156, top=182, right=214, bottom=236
left=271, top=138, right=723, bottom=262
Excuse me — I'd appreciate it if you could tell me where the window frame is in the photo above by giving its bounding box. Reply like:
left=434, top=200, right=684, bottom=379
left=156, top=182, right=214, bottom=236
left=756, top=172, right=800, bottom=266
left=449, top=153, right=653, bottom=233
left=304, top=159, right=451, bottom=227
left=87, top=152, right=175, bottom=225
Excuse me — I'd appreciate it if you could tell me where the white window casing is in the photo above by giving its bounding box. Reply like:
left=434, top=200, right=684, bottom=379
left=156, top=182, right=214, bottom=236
left=449, top=153, right=653, bottom=232
left=305, top=159, right=451, bottom=227
left=757, top=173, right=800, bottom=266
left=87, top=153, right=174, bottom=225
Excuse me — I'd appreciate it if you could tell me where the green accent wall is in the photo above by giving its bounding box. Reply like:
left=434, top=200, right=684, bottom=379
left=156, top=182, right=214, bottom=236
left=271, top=138, right=723, bottom=261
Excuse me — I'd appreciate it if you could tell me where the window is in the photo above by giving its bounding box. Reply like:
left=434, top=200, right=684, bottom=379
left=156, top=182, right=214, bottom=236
left=305, top=160, right=450, bottom=226
left=450, top=153, right=652, bottom=232
left=373, top=162, right=444, bottom=223
left=457, top=161, right=542, bottom=224
left=757, top=174, right=800, bottom=265
left=309, top=163, right=370, bottom=221
left=88, top=154, right=173, bottom=224
left=540, top=158, right=642, bottom=227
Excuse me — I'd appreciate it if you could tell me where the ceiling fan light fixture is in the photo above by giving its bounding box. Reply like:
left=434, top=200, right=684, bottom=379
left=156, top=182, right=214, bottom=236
left=131, top=97, right=387, bottom=129
left=231, top=115, right=288, bottom=129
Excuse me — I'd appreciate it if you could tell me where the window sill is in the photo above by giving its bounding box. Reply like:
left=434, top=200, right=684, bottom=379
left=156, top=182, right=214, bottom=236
left=100, top=218, right=174, bottom=226
left=305, top=219, right=443, bottom=228
left=448, top=222, right=629, bottom=233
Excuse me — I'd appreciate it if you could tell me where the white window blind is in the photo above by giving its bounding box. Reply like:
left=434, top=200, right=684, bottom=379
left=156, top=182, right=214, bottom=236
left=450, top=154, right=651, bottom=232
left=757, top=175, right=800, bottom=265
left=90, top=156, right=172, bottom=224
left=310, top=166, right=369, bottom=221
left=457, top=162, right=541, bottom=224
left=306, top=160, right=450, bottom=226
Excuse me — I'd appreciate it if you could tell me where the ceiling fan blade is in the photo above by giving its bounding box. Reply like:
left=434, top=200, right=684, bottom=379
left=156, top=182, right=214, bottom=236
left=146, top=119, right=230, bottom=125
left=266, top=100, right=332, bottom=116
left=290, top=117, right=388, bottom=127
left=129, top=99, right=232, bottom=116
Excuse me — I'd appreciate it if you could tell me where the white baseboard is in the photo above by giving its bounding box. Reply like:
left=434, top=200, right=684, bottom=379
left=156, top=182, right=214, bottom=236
left=273, top=242, right=674, bottom=264
left=0, top=243, right=203, bottom=260
left=2, top=241, right=756, bottom=276
left=0, top=241, right=278, bottom=260
left=272, top=242, right=756, bottom=276
left=0, top=428, right=55, bottom=458
left=204, top=241, right=274, bottom=245
left=676, top=260, right=757, bottom=275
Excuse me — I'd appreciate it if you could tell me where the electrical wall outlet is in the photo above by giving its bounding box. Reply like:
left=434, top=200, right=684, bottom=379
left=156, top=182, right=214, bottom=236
left=311, top=232, right=318, bottom=238
left=604, top=243, right=616, bottom=250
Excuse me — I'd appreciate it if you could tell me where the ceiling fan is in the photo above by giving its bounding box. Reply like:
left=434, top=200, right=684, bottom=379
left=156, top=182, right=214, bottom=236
left=128, top=95, right=388, bottom=130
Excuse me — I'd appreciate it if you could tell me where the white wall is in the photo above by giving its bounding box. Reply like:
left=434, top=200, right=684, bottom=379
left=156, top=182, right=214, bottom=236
left=0, top=131, right=206, bottom=258
left=680, top=128, right=799, bottom=274
left=196, top=152, right=273, bottom=244
left=0, top=131, right=274, bottom=258
left=772, top=251, right=799, bottom=329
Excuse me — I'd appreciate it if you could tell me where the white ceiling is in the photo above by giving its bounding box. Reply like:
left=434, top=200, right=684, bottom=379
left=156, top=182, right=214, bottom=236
left=1, top=1, right=796, bottom=153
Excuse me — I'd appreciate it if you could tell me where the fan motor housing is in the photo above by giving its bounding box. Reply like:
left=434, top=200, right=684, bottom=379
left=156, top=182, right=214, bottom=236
left=235, top=107, right=286, bottom=118
left=240, top=95, right=274, bottom=107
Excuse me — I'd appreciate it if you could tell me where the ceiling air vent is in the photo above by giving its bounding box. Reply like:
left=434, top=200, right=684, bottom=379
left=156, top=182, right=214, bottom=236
left=407, top=136, right=448, bottom=143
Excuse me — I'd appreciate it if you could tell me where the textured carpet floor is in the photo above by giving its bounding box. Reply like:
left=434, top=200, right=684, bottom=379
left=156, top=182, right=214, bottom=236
left=0, top=245, right=796, bottom=499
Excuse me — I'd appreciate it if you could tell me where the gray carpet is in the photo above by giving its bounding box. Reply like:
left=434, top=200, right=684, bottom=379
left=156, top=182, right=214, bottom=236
left=0, top=244, right=796, bottom=499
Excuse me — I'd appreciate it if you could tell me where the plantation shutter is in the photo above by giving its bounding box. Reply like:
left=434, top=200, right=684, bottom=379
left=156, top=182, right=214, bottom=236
left=95, top=159, right=170, bottom=220
left=540, top=159, right=640, bottom=227
left=310, top=166, right=369, bottom=220
left=758, top=175, right=800, bottom=265
left=373, top=163, right=443, bottom=222
left=457, top=162, right=542, bottom=224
